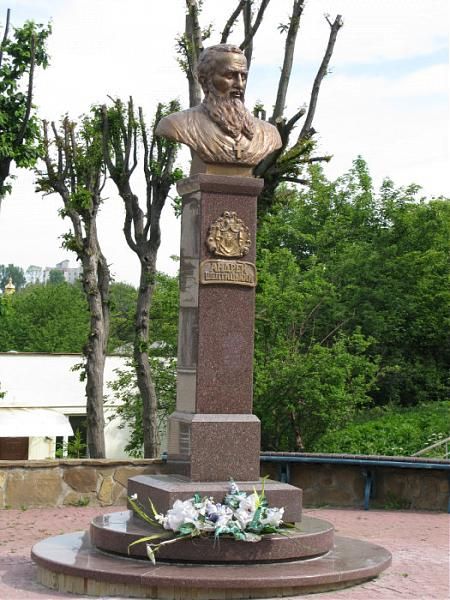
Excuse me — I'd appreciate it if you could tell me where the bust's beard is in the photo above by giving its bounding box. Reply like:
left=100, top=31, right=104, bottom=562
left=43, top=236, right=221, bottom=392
left=203, top=91, right=255, bottom=141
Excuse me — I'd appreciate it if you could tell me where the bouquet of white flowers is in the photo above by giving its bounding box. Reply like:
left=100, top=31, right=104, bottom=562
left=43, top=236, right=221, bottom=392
left=128, top=479, right=286, bottom=564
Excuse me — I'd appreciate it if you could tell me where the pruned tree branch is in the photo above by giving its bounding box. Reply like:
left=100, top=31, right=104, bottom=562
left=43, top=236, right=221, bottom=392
left=272, top=0, right=305, bottom=123
left=239, top=0, right=270, bottom=58
left=285, top=106, right=306, bottom=133
left=185, top=0, right=203, bottom=107
left=279, top=176, right=309, bottom=185
left=220, top=0, right=245, bottom=43
left=242, top=0, right=253, bottom=67
left=298, top=14, right=343, bottom=141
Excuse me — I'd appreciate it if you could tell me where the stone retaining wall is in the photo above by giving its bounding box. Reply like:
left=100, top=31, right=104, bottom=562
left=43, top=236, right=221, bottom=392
left=0, top=458, right=447, bottom=510
left=261, top=462, right=448, bottom=511
left=0, top=459, right=166, bottom=509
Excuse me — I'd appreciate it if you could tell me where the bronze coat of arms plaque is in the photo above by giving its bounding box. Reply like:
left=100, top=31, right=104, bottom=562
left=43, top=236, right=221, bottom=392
left=206, top=211, right=251, bottom=258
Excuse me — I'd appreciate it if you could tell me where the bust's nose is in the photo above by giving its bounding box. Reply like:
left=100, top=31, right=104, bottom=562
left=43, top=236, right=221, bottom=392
left=234, top=73, right=245, bottom=90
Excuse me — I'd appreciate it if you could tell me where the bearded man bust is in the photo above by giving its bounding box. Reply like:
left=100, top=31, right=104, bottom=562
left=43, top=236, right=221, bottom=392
left=155, top=44, right=282, bottom=172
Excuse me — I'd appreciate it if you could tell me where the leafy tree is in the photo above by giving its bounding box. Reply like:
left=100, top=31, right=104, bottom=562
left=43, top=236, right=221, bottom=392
left=253, top=242, right=379, bottom=450
left=178, top=0, right=343, bottom=215
left=48, top=268, right=65, bottom=285
left=0, top=9, right=51, bottom=199
left=0, top=282, right=89, bottom=352
left=0, top=263, right=25, bottom=291
left=36, top=113, right=111, bottom=458
left=102, top=99, right=183, bottom=457
left=0, top=279, right=144, bottom=355
left=256, top=157, right=450, bottom=441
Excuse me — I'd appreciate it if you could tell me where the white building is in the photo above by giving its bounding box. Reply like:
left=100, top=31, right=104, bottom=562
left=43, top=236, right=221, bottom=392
left=25, top=260, right=82, bottom=286
left=0, top=353, right=132, bottom=460
left=25, top=265, right=43, bottom=285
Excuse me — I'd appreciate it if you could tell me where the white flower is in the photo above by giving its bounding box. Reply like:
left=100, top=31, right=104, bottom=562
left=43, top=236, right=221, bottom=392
left=239, top=493, right=259, bottom=513
left=234, top=507, right=253, bottom=528
left=260, top=507, right=284, bottom=527
left=153, top=512, right=166, bottom=525
left=229, top=480, right=240, bottom=495
left=164, top=499, right=198, bottom=532
left=243, top=532, right=262, bottom=542
left=215, top=505, right=234, bottom=528
left=130, top=493, right=138, bottom=501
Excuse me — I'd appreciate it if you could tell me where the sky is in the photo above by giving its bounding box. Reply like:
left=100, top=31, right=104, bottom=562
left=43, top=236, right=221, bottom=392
left=0, top=0, right=448, bottom=286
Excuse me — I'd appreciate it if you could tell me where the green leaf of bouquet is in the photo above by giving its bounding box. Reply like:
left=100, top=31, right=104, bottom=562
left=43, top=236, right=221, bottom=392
left=148, top=497, right=160, bottom=518
left=128, top=497, right=158, bottom=527
left=178, top=523, right=196, bottom=536
left=260, top=525, right=278, bottom=534
left=249, top=506, right=262, bottom=530
left=127, top=532, right=172, bottom=552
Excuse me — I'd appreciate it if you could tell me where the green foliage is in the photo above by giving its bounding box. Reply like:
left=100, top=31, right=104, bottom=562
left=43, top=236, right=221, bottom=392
left=0, top=279, right=138, bottom=354
left=0, top=12, right=51, bottom=196
left=0, top=282, right=89, bottom=352
left=48, top=269, right=65, bottom=285
left=55, top=429, right=88, bottom=459
left=102, top=97, right=184, bottom=185
left=148, top=273, right=179, bottom=358
left=259, top=159, right=450, bottom=407
left=68, top=496, right=90, bottom=507
left=108, top=282, right=138, bottom=353
left=108, top=355, right=177, bottom=458
left=313, top=402, right=450, bottom=457
left=253, top=158, right=449, bottom=449
left=108, top=273, right=179, bottom=457
left=254, top=246, right=379, bottom=449
left=0, top=263, right=25, bottom=291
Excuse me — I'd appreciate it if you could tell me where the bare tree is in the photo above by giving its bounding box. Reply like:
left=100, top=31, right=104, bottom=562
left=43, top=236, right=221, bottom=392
left=178, top=0, right=343, bottom=215
left=102, top=98, right=182, bottom=458
left=37, top=115, right=110, bottom=458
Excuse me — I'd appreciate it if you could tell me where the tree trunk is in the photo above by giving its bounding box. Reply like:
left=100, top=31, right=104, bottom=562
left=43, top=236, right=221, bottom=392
left=134, top=256, right=159, bottom=458
left=0, top=157, right=12, bottom=199
left=81, top=238, right=110, bottom=458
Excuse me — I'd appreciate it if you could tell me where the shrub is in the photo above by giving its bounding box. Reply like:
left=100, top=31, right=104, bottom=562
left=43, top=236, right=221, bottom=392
left=313, top=401, right=449, bottom=456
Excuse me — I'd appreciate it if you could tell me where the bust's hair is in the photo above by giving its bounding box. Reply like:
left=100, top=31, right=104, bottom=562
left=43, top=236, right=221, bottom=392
left=197, top=44, right=245, bottom=84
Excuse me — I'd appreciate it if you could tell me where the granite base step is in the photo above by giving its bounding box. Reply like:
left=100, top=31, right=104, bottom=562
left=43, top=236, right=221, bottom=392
left=127, top=475, right=303, bottom=523
left=32, top=530, right=391, bottom=599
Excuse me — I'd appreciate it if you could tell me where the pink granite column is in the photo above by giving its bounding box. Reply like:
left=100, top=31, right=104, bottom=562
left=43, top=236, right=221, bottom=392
left=167, top=174, right=263, bottom=481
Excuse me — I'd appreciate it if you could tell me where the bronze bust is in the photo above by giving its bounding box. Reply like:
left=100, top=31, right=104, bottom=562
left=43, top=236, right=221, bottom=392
left=156, top=44, right=281, bottom=173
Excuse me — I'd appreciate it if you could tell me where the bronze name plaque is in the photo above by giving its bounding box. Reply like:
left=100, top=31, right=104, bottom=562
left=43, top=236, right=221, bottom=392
left=200, top=259, right=256, bottom=287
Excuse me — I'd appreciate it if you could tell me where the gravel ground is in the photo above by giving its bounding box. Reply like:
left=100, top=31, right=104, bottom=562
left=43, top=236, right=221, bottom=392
left=0, top=506, right=448, bottom=599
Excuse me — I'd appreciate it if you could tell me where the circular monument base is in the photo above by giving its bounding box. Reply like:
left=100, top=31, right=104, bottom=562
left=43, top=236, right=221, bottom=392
left=32, top=530, right=391, bottom=599
left=91, top=511, right=334, bottom=562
